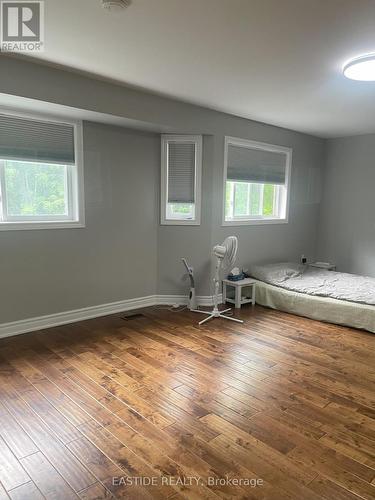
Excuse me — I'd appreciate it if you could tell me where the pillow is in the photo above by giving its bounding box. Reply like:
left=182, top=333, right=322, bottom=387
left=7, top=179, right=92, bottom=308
left=249, top=262, right=303, bottom=284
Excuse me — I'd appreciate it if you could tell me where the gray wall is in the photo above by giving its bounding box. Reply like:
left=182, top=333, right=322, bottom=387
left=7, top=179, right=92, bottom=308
left=157, top=135, right=214, bottom=297
left=211, top=131, right=324, bottom=290
left=0, top=122, right=159, bottom=323
left=317, top=134, right=375, bottom=277
left=0, top=55, right=325, bottom=322
left=158, top=131, right=325, bottom=297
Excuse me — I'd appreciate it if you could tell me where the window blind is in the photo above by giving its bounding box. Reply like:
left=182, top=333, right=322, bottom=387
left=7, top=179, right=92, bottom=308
left=167, top=142, right=196, bottom=203
left=0, top=114, right=75, bottom=165
left=227, top=144, right=286, bottom=185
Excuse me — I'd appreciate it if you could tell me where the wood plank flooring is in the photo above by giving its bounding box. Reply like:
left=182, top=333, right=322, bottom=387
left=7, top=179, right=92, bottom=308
left=0, top=305, right=374, bottom=499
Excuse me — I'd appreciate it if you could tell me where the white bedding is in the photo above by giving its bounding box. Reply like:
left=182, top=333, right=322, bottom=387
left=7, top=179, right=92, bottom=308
left=249, top=262, right=375, bottom=306
left=254, top=279, right=375, bottom=334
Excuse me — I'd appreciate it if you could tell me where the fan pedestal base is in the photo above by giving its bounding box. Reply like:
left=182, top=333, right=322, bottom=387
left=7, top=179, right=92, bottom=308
left=192, top=307, right=244, bottom=325
left=192, top=241, right=244, bottom=325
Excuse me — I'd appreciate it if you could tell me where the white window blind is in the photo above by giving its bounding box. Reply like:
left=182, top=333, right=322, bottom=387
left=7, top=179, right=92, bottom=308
left=227, top=144, right=287, bottom=185
left=0, top=113, right=75, bottom=165
left=167, top=142, right=196, bottom=203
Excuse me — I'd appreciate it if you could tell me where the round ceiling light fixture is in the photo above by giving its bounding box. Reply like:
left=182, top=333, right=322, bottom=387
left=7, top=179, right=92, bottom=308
left=343, top=53, right=375, bottom=81
left=101, top=0, right=131, bottom=11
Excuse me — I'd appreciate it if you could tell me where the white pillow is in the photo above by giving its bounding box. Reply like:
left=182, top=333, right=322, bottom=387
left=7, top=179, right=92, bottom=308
left=249, top=262, right=303, bottom=284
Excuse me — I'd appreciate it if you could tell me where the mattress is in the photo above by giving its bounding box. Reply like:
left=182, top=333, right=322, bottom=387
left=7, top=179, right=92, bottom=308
left=249, top=262, right=375, bottom=306
left=254, top=279, right=375, bottom=334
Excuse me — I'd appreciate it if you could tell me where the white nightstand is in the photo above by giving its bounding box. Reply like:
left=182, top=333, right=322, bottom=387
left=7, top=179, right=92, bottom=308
left=222, top=278, right=256, bottom=309
left=309, top=262, right=336, bottom=271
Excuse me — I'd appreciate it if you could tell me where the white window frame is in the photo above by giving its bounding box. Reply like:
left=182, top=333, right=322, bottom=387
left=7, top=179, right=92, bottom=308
left=161, top=134, right=202, bottom=226
left=0, top=109, right=85, bottom=231
left=223, top=136, right=292, bottom=226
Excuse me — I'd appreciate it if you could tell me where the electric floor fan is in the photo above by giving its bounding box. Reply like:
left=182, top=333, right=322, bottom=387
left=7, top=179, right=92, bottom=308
left=192, top=236, right=244, bottom=325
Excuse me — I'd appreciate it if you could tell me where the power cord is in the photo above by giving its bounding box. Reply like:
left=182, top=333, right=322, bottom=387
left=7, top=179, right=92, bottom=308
left=152, top=304, right=187, bottom=312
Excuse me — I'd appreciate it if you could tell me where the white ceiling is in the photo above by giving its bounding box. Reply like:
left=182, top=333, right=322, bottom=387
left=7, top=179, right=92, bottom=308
left=28, top=0, right=375, bottom=137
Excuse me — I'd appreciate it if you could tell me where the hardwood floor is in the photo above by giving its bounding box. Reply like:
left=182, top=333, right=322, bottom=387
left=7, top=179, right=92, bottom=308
left=0, top=305, right=374, bottom=499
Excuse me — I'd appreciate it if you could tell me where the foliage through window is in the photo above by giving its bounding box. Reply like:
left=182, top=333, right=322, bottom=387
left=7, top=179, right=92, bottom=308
left=226, top=182, right=280, bottom=219
left=3, top=161, right=68, bottom=218
left=166, top=202, right=195, bottom=220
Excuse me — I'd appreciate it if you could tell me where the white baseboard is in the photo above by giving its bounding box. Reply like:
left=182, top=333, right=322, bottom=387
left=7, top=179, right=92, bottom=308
left=0, top=293, right=223, bottom=339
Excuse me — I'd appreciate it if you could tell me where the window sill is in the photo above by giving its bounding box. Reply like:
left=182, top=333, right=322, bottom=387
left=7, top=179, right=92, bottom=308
left=0, top=221, right=86, bottom=231
left=222, top=218, right=288, bottom=226
left=161, top=219, right=201, bottom=226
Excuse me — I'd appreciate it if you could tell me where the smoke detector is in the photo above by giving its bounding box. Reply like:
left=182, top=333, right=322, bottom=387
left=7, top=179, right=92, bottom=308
left=101, top=0, right=131, bottom=10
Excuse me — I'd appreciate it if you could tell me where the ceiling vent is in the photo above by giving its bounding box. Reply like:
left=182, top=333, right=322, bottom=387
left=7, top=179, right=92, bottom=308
left=101, top=0, right=131, bottom=10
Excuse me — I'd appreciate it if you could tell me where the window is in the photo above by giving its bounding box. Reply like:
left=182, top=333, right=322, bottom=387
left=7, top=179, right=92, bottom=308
left=161, top=135, right=202, bottom=225
left=223, top=136, right=292, bottom=225
left=0, top=111, right=84, bottom=230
